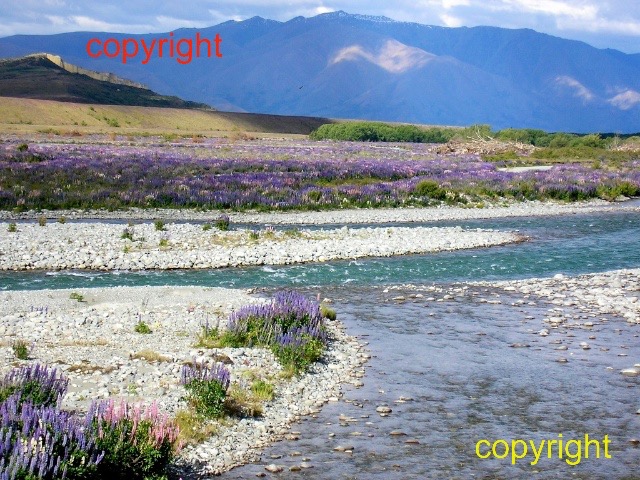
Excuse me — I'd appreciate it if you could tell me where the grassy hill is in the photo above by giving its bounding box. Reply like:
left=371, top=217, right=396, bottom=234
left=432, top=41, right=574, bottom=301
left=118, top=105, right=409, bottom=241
left=0, top=97, right=332, bottom=136
left=0, top=55, right=211, bottom=109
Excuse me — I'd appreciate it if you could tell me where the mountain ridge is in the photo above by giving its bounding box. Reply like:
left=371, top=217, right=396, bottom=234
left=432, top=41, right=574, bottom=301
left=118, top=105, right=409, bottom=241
left=1, top=11, right=639, bottom=132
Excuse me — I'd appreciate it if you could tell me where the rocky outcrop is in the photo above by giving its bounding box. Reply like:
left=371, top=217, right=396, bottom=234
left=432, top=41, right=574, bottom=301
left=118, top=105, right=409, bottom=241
left=28, top=53, right=148, bottom=89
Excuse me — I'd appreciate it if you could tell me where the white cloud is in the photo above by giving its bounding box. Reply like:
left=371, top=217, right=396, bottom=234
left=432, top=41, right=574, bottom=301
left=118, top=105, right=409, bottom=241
left=315, top=6, right=335, bottom=14
left=330, top=39, right=435, bottom=73
left=440, top=13, right=464, bottom=27
left=555, top=76, right=594, bottom=101
left=503, top=0, right=598, bottom=20
left=608, top=89, right=640, bottom=110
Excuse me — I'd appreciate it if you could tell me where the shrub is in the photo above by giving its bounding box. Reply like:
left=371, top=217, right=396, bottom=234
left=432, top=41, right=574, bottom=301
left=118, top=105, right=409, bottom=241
left=16, top=143, right=28, bottom=152
left=215, top=214, right=230, bottom=231
left=70, top=292, right=85, bottom=302
left=272, top=331, right=324, bottom=373
left=58, top=216, right=67, bottom=224
left=320, top=304, right=337, bottom=320
left=0, top=363, right=68, bottom=407
left=0, top=394, right=103, bottom=480
left=134, top=319, right=152, bottom=334
left=86, top=399, right=180, bottom=480
left=226, top=291, right=328, bottom=373
left=202, top=223, right=212, bottom=231
left=0, top=365, right=180, bottom=480
left=250, top=380, right=275, bottom=401
left=7, top=222, right=17, bottom=232
left=154, top=220, right=166, bottom=231
left=38, top=215, right=47, bottom=226
left=309, top=122, right=457, bottom=143
left=11, top=339, right=31, bottom=360
left=181, top=361, right=231, bottom=418
left=414, top=180, right=447, bottom=200
left=307, top=190, right=322, bottom=202
left=121, top=227, right=134, bottom=240
left=248, top=230, right=259, bottom=240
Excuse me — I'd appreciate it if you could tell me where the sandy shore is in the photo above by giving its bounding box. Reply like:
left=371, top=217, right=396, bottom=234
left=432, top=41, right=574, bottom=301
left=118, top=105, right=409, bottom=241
left=0, top=199, right=637, bottom=224
left=0, top=223, right=520, bottom=271
left=0, top=286, right=367, bottom=475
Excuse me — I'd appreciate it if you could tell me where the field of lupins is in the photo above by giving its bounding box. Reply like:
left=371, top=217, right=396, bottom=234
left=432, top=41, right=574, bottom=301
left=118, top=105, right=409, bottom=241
left=1, top=137, right=638, bottom=211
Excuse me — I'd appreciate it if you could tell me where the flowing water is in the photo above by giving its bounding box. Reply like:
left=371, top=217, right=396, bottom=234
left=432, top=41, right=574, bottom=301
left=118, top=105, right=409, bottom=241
left=2, top=210, right=640, bottom=479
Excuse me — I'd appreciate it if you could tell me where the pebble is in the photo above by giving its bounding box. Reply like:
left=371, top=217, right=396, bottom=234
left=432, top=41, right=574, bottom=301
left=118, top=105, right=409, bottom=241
left=264, top=464, right=284, bottom=473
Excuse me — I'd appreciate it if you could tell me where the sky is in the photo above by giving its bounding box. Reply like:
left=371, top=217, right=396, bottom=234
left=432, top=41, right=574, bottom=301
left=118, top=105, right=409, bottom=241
left=1, top=0, right=639, bottom=53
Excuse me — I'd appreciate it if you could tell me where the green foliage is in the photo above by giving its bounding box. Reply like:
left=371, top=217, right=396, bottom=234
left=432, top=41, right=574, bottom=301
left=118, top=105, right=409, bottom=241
left=134, top=319, right=152, bottom=334
left=310, top=122, right=457, bottom=143
left=271, top=337, right=324, bottom=373
left=283, top=227, right=302, bottom=238
left=7, top=222, right=17, bottom=232
left=154, top=220, right=165, bottom=231
left=174, top=409, right=218, bottom=445
left=69, top=292, right=85, bottom=302
left=414, top=180, right=447, bottom=200
left=103, top=116, right=121, bottom=128
left=250, top=380, right=275, bottom=401
left=121, top=227, right=134, bottom=240
left=202, top=223, right=212, bottom=231
left=483, top=150, right=520, bottom=162
left=248, top=230, right=259, bottom=240
left=11, top=339, right=30, bottom=360
left=37, top=215, right=47, bottom=226
left=17, top=143, right=28, bottom=152
left=183, top=378, right=227, bottom=418
left=92, top=416, right=175, bottom=480
left=307, top=190, right=322, bottom=202
left=320, top=304, right=337, bottom=321
left=215, top=215, right=230, bottom=231
left=596, top=181, right=639, bottom=200
left=159, top=238, right=169, bottom=247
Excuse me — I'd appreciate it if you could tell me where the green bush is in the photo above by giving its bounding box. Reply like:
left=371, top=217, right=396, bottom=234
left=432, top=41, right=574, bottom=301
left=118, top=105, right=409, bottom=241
left=310, top=122, right=457, bottom=143
left=11, top=339, right=30, bottom=360
left=134, top=319, right=152, bottom=334
left=7, top=222, right=17, bottom=232
left=414, top=180, right=447, bottom=200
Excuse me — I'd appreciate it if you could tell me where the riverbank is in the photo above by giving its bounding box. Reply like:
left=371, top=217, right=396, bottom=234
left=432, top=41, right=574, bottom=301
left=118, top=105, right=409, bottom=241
left=0, top=223, right=521, bottom=271
left=0, top=199, right=638, bottom=224
left=0, top=286, right=368, bottom=475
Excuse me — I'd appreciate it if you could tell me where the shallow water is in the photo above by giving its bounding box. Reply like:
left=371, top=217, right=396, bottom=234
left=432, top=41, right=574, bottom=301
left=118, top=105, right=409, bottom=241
left=1, top=211, right=639, bottom=291
left=220, top=285, right=640, bottom=479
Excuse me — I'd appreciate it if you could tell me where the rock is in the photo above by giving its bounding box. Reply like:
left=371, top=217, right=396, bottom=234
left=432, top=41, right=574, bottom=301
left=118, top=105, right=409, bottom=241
left=333, top=445, right=354, bottom=452
left=376, top=406, right=392, bottom=414
left=390, top=430, right=407, bottom=436
left=621, top=368, right=640, bottom=377
left=264, top=464, right=284, bottom=473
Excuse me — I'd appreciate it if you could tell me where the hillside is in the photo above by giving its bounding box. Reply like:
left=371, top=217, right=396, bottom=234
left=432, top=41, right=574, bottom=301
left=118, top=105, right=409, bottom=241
left=1, top=12, right=639, bottom=132
left=0, top=97, right=331, bottom=136
left=0, top=54, right=210, bottom=109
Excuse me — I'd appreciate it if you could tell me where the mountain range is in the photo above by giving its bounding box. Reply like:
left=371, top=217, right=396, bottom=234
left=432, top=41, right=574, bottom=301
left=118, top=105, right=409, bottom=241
left=1, top=11, right=639, bottom=133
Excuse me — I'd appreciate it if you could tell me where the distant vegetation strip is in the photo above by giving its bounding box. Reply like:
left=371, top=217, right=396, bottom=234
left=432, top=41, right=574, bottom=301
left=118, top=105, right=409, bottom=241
left=0, top=140, right=638, bottom=212
left=310, top=122, right=640, bottom=147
